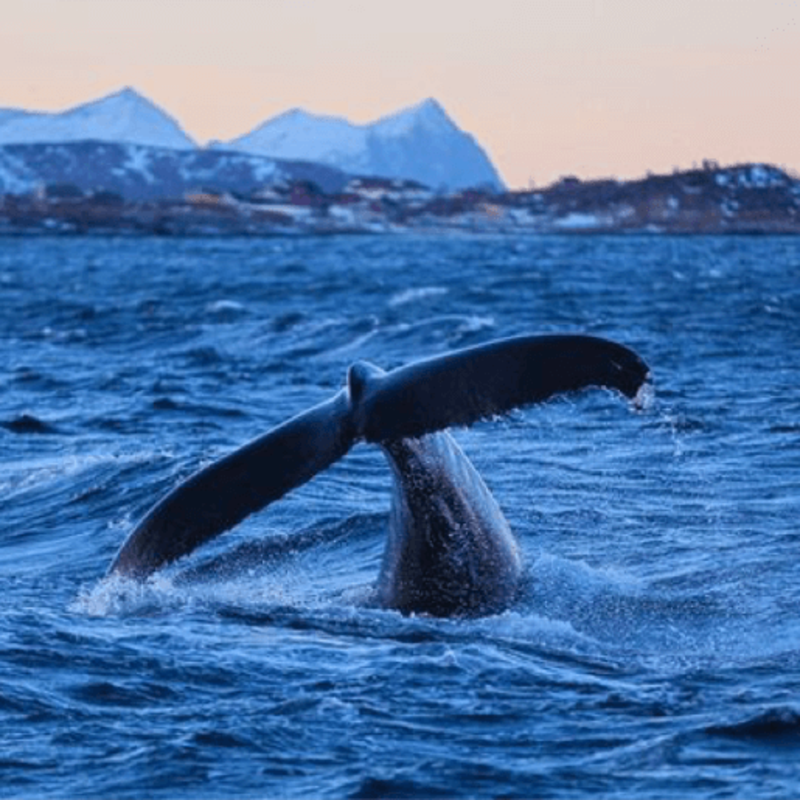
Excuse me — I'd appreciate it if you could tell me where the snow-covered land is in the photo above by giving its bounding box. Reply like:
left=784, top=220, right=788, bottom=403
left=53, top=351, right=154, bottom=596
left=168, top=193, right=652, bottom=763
left=0, top=88, right=196, bottom=150
left=224, top=99, right=505, bottom=192
left=0, top=140, right=349, bottom=200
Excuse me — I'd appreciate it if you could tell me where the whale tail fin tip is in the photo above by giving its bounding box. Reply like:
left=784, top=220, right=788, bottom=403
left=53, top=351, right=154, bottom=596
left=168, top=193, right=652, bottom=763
left=359, top=334, right=649, bottom=442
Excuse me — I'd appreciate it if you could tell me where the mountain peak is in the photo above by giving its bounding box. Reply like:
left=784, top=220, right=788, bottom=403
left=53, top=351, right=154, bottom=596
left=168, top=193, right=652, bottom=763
left=111, top=86, right=142, bottom=100
left=279, top=107, right=313, bottom=120
left=412, top=97, right=447, bottom=117
left=0, top=87, right=196, bottom=150
left=81, top=87, right=160, bottom=115
left=106, top=86, right=151, bottom=106
left=371, top=97, right=457, bottom=138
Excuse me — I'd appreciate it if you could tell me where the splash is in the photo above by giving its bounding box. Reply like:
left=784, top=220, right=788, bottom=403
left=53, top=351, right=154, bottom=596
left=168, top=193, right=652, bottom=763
left=633, top=378, right=656, bottom=412
left=72, top=572, right=184, bottom=617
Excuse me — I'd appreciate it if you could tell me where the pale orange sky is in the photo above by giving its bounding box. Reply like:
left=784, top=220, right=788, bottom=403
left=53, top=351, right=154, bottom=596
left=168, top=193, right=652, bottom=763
left=1, top=0, right=798, bottom=188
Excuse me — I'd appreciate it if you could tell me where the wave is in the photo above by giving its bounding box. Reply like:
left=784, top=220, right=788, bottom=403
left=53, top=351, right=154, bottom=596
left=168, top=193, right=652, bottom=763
left=707, top=707, right=800, bottom=744
left=1, top=414, right=58, bottom=435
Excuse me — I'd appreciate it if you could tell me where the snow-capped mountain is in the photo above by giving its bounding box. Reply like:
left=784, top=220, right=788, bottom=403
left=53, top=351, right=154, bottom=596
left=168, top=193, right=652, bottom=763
left=0, top=88, right=195, bottom=150
left=0, top=89, right=505, bottom=193
left=224, top=99, right=504, bottom=192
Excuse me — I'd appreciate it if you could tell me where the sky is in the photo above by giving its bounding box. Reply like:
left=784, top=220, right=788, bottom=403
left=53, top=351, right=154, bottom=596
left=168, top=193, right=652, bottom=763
left=1, top=0, right=798, bottom=188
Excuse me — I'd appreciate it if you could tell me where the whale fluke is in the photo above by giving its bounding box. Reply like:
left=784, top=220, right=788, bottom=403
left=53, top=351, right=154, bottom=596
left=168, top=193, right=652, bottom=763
left=110, top=393, right=354, bottom=578
left=109, top=334, right=648, bottom=585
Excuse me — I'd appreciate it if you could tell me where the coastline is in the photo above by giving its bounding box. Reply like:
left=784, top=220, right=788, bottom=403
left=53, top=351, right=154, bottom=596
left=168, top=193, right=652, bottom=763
left=2, top=162, right=799, bottom=237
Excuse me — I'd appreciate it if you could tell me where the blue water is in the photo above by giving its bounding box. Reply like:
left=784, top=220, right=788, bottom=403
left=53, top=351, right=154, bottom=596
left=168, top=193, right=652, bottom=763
left=1, top=234, right=799, bottom=799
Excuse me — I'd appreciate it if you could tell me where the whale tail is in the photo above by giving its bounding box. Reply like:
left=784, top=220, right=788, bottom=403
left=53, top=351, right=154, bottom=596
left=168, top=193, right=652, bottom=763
left=109, top=334, right=648, bottom=579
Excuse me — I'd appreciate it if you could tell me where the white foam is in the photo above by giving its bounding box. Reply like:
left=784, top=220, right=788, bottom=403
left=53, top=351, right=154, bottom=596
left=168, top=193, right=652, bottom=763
left=456, top=314, right=495, bottom=334
left=206, top=299, right=246, bottom=315
left=388, top=286, right=448, bottom=307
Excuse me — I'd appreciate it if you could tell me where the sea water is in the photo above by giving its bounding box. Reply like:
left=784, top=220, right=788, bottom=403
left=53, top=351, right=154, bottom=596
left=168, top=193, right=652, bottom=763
left=1, top=234, right=799, bottom=798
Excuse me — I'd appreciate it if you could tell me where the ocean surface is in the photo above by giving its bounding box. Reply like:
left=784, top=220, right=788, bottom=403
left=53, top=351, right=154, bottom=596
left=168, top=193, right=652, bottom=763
left=1, top=234, right=799, bottom=799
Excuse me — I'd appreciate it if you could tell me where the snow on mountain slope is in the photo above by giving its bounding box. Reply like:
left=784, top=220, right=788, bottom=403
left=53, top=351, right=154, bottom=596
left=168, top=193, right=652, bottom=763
left=0, top=88, right=195, bottom=150
left=228, top=108, right=371, bottom=171
left=0, top=140, right=350, bottom=200
left=225, top=98, right=504, bottom=192
left=0, top=149, right=36, bottom=194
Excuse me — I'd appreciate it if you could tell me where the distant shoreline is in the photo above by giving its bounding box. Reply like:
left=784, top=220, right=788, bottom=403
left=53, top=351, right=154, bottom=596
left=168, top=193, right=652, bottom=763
left=2, top=162, right=799, bottom=237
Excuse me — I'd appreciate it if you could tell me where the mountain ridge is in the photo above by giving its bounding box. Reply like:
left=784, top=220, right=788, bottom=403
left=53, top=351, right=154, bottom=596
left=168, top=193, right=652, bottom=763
left=0, top=88, right=504, bottom=192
